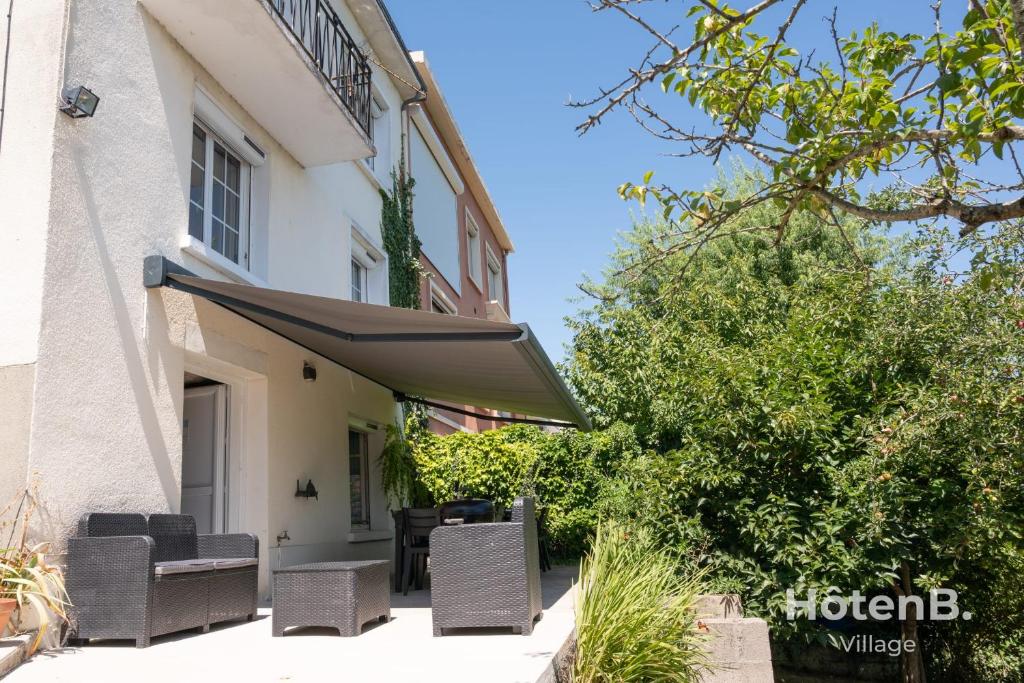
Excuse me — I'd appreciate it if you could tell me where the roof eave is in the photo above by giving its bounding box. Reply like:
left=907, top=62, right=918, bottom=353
left=346, top=0, right=425, bottom=100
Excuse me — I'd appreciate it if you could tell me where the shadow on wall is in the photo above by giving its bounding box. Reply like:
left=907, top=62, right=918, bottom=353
left=74, top=150, right=179, bottom=513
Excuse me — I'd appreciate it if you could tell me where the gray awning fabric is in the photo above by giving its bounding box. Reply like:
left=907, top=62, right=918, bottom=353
left=144, top=256, right=591, bottom=430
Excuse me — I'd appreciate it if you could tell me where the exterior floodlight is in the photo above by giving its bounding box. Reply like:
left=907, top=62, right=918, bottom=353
left=60, top=85, right=100, bottom=118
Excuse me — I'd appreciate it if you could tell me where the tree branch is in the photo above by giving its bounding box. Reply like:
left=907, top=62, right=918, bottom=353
left=574, top=0, right=787, bottom=135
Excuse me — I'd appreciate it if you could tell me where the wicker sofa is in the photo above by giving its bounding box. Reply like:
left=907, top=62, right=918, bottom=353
left=67, top=513, right=259, bottom=647
left=429, top=497, right=542, bottom=636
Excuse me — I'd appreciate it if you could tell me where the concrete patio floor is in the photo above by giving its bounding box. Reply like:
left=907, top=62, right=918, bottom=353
left=6, top=564, right=578, bottom=683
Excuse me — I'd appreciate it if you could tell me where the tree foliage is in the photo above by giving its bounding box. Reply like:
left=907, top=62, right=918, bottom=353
left=564, top=174, right=1024, bottom=679
left=576, top=0, right=1024, bottom=277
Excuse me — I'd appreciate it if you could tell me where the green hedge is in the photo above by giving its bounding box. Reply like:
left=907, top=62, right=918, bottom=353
left=408, top=422, right=642, bottom=559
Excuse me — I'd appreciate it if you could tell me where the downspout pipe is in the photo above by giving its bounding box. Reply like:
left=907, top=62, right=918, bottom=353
left=399, top=86, right=427, bottom=177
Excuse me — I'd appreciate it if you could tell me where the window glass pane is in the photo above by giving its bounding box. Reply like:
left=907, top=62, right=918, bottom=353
left=212, top=183, right=224, bottom=221
left=188, top=202, right=204, bottom=240
left=223, top=228, right=238, bottom=263
left=349, top=430, right=368, bottom=528
left=467, top=228, right=481, bottom=282
left=213, top=144, right=226, bottom=182
left=189, top=125, right=206, bottom=241
left=211, top=220, right=224, bottom=253
left=190, top=163, right=204, bottom=207
left=225, top=191, right=239, bottom=228
left=351, top=259, right=364, bottom=302
left=191, top=124, right=206, bottom=165
left=226, top=157, right=240, bottom=190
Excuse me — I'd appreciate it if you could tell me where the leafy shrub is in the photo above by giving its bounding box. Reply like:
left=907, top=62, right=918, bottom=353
left=409, top=421, right=643, bottom=558
left=410, top=424, right=544, bottom=511
left=573, top=520, right=708, bottom=682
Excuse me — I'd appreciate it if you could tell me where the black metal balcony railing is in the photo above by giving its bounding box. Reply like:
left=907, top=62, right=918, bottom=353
left=269, top=0, right=373, bottom=140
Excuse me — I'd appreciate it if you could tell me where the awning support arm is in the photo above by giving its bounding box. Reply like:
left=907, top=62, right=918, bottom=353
left=394, top=392, right=577, bottom=430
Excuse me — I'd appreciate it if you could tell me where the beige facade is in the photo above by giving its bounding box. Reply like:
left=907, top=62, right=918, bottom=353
left=0, top=0, right=425, bottom=598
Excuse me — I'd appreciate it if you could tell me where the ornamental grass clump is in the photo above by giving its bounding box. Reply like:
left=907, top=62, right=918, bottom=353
left=1, top=490, right=70, bottom=654
left=573, top=521, right=709, bottom=682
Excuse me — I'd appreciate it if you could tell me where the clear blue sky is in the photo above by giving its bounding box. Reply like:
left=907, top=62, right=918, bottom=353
left=386, top=1, right=953, bottom=363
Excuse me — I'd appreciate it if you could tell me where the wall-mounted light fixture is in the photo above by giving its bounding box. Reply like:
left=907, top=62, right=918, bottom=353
left=295, top=479, right=318, bottom=500
left=302, top=361, right=317, bottom=382
left=59, top=85, right=100, bottom=118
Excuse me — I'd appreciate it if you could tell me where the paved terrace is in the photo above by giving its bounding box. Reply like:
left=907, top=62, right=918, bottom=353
left=7, top=564, right=577, bottom=683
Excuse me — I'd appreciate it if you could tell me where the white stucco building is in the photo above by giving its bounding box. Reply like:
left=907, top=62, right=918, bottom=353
left=0, top=0, right=587, bottom=599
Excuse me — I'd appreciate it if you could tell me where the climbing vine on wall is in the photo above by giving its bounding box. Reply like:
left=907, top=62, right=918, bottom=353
left=380, top=151, right=422, bottom=309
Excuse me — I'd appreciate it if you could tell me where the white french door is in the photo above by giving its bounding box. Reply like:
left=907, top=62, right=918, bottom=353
left=182, top=385, right=228, bottom=534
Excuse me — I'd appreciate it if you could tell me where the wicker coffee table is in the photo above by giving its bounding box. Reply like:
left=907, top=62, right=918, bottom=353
left=272, top=560, right=390, bottom=637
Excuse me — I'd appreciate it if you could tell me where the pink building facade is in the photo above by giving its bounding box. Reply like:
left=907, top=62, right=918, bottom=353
left=408, top=52, right=516, bottom=434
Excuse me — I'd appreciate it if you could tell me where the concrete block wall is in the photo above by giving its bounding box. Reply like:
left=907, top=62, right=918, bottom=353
left=698, top=594, right=775, bottom=683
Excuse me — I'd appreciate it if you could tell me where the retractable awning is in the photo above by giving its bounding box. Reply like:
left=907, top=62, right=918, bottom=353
left=144, top=256, right=591, bottom=430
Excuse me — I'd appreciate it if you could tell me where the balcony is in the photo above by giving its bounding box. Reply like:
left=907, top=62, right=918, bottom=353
left=140, top=0, right=374, bottom=166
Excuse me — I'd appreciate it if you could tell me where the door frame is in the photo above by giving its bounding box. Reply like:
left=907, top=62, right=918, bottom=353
left=183, top=384, right=228, bottom=534
left=183, top=355, right=264, bottom=537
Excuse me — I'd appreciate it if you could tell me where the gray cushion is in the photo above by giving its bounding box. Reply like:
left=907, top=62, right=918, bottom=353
left=154, top=559, right=217, bottom=576
left=212, top=558, right=258, bottom=570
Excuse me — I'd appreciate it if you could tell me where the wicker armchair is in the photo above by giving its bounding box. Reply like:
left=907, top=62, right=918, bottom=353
left=429, top=497, right=543, bottom=636
left=67, top=513, right=259, bottom=648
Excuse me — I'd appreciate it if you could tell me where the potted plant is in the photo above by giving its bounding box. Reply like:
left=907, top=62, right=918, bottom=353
left=1, top=491, right=69, bottom=654
left=378, top=420, right=431, bottom=509
left=0, top=593, right=14, bottom=635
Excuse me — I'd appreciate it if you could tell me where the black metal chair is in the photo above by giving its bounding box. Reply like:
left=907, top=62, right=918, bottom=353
left=401, top=507, right=439, bottom=595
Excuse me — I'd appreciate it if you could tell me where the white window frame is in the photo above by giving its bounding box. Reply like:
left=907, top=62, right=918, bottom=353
left=190, top=118, right=251, bottom=268
left=349, top=221, right=387, bottom=304
left=348, top=428, right=371, bottom=530
left=465, top=210, right=482, bottom=290
left=351, top=258, right=367, bottom=303
left=485, top=243, right=504, bottom=305
left=429, top=280, right=458, bottom=315
left=365, top=93, right=390, bottom=180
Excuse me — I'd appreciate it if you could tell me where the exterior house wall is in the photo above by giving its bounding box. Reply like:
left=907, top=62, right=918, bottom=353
left=2, top=0, right=406, bottom=598
left=0, top=0, right=63, bottom=368
left=412, top=106, right=513, bottom=434
left=0, top=365, right=36, bottom=510
left=0, top=0, right=67, bottom=506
